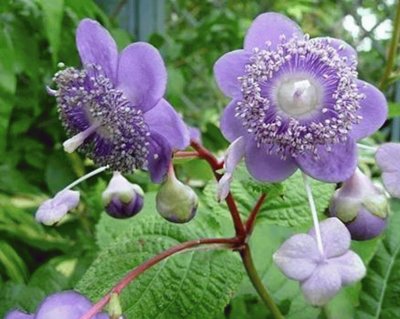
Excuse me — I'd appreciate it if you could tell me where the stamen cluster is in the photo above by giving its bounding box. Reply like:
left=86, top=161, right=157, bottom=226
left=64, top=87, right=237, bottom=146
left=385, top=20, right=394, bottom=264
left=237, top=35, right=364, bottom=158
left=53, top=65, right=150, bottom=172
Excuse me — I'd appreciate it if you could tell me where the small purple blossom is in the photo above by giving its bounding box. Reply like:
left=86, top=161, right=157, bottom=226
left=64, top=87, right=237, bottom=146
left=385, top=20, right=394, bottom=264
left=50, top=19, right=189, bottom=183
left=6, top=291, right=109, bottom=319
left=329, top=168, right=388, bottom=240
left=214, top=12, right=387, bottom=183
left=35, top=190, right=80, bottom=225
left=102, top=172, right=144, bottom=219
left=273, top=218, right=366, bottom=306
left=375, top=142, right=400, bottom=198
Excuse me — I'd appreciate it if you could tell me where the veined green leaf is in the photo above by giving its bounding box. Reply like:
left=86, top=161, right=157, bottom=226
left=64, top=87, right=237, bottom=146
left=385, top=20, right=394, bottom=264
left=356, top=200, right=400, bottom=319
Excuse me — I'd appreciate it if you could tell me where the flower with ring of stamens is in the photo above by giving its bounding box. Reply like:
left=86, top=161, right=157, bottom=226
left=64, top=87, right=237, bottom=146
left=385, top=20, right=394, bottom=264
left=214, top=12, right=388, bottom=183
left=49, top=19, right=190, bottom=183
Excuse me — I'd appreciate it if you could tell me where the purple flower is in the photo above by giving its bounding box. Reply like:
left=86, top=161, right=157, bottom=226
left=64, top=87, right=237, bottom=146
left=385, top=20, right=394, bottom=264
left=102, top=172, right=144, bottom=219
left=375, top=142, right=400, bottom=198
left=50, top=19, right=189, bottom=183
left=273, top=218, right=366, bottom=306
left=35, top=190, right=80, bottom=225
left=329, top=168, right=388, bottom=240
left=214, top=12, right=387, bottom=183
left=6, top=291, right=109, bottom=319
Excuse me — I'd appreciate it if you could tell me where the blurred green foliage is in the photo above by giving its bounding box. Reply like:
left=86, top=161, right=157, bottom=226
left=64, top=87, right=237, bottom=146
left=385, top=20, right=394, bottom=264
left=0, top=0, right=399, bottom=318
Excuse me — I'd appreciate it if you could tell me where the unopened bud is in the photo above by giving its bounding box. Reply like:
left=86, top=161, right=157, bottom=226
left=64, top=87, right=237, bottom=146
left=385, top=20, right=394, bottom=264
left=329, top=168, right=388, bottom=240
left=156, top=172, right=198, bottom=223
left=102, top=172, right=144, bottom=219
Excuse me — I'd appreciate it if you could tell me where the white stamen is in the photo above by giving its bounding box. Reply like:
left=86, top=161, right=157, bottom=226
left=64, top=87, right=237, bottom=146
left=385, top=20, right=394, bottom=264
left=302, top=173, right=324, bottom=256
left=63, top=165, right=109, bottom=191
left=63, top=124, right=99, bottom=153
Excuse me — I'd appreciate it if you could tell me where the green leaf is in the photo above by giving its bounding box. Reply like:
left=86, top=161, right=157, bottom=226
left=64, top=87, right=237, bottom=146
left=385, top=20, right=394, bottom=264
left=356, top=200, right=400, bottom=319
left=38, top=0, right=64, bottom=64
left=204, top=170, right=335, bottom=227
left=0, top=27, right=16, bottom=154
left=388, top=103, right=400, bottom=119
left=78, top=202, right=243, bottom=319
left=0, top=241, right=28, bottom=283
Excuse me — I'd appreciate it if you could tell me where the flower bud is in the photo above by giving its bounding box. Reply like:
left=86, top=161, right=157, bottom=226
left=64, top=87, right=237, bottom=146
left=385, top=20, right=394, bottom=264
left=102, top=172, right=144, bottom=219
left=329, top=168, right=388, bottom=240
left=156, top=172, right=198, bottom=223
left=35, top=189, right=80, bottom=226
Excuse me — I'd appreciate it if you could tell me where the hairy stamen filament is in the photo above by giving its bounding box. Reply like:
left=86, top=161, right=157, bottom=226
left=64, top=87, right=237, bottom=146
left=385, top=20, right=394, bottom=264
left=302, top=173, right=324, bottom=256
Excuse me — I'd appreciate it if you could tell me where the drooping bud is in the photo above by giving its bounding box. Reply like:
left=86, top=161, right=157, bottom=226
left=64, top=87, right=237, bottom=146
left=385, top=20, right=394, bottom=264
left=156, top=168, right=198, bottom=223
left=102, top=172, right=144, bottom=219
left=35, top=190, right=80, bottom=226
left=329, top=168, right=388, bottom=240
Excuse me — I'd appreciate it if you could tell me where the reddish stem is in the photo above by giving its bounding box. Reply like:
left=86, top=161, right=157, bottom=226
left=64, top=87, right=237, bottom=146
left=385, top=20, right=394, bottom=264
left=245, top=194, right=267, bottom=236
left=81, top=237, right=240, bottom=319
left=174, top=151, right=200, bottom=159
left=190, top=140, right=246, bottom=238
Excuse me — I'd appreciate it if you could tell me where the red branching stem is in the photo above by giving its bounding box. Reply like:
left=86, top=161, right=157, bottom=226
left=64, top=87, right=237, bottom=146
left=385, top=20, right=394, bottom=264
left=80, top=237, right=240, bottom=319
left=174, top=151, right=200, bottom=159
left=190, top=140, right=246, bottom=238
left=245, top=194, right=267, bottom=236
left=190, top=140, right=223, bottom=172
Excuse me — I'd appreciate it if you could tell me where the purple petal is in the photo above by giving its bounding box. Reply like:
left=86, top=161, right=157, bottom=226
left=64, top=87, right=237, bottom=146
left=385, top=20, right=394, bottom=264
left=146, top=132, right=172, bottom=183
left=35, top=291, right=93, bottom=319
left=346, top=208, right=387, bottom=240
left=225, top=136, right=246, bottom=173
left=76, top=19, right=118, bottom=83
left=117, top=42, right=167, bottom=112
left=329, top=251, right=366, bottom=285
left=220, top=99, right=247, bottom=142
left=296, top=138, right=358, bottom=183
left=144, top=99, right=190, bottom=150
left=376, top=143, right=400, bottom=172
left=188, top=126, right=202, bottom=143
left=5, top=310, right=34, bottom=319
left=312, top=37, right=357, bottom=66
left=245, top=140, right=298, bottom=182
left=351, top=80, right=388, bottom=141
left=309, top=218, right=351, bottom=258
left=273, top=234, right=320, bottom=281
left=53, top=190, right=80, bottom=210
left=217, top=136, right=246, bottom=201
left=244, top=12, right=303, bottom=51
left=35, top=190, right=80, bottom=226
left=214, top=49, right=248, bottom=98
left=300, top=263, right=342, bottom=306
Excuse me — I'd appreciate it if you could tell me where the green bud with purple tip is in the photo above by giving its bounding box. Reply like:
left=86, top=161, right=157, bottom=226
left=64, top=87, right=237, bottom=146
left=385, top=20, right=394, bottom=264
left=156, top=169, right=198, bottom=223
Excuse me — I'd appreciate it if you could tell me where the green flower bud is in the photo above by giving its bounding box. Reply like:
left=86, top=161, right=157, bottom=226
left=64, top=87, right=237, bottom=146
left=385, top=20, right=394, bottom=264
left=156, top=172, right=198, bottom=223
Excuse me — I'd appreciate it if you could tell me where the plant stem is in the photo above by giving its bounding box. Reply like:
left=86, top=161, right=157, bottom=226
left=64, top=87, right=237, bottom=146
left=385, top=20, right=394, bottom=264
left=174, top=151, right=200, bottom=159
left=240, top=245, right=284, bottom=319
left=245, top=193, right=267, bottom=236
left=190, top=140, right=246, bottom=238
left=81, top=237, right=240, bottom=319
left=380, top=0, right=400, bottom=90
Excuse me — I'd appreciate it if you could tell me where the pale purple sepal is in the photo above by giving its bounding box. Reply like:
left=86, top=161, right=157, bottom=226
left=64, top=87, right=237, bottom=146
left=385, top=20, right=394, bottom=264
left=217, top=136, right=245, bottom=201
left=35, top=190, right=80, bottom=226
left=376, top=143, right=400, bottom=198
left=273, top=217, right=366, bottom=306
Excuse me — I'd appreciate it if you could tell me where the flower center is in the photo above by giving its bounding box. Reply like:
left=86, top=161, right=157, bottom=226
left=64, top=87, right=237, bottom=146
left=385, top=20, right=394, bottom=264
left=51, top=65, right=150, bottom=173
left=275, top=76, right=322, bottom=117
left=237, top=35, right=363, bottom=158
